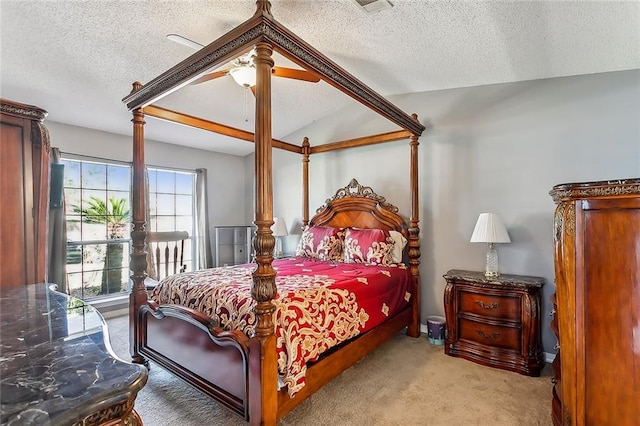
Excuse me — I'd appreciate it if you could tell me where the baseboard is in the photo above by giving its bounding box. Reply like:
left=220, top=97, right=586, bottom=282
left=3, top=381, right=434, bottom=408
left=421, top=324, right=557, bottom=365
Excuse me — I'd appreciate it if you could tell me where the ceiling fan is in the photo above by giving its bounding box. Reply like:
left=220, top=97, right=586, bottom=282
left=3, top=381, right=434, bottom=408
left=167, top=34, right=321, bottom=88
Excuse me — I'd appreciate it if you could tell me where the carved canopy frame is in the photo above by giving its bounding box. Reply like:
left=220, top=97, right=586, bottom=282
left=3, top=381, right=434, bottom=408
left=123, top=2, right=424, bottom=423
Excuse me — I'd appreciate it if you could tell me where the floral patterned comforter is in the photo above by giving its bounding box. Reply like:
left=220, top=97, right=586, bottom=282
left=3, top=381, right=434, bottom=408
left=150, top=257, right=412, bottom=396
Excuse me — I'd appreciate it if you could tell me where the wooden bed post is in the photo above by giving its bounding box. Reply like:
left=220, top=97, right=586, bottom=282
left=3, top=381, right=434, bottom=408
left=302, top=137, right=310, bottom=227
left=407, top=114, right=421, bottom=338
left=128, top=82, right=149, bottom=366
left=252, top=39, right=278, bottom=425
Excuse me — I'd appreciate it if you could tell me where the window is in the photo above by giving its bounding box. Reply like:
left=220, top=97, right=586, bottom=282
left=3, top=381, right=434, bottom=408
left=147, top=168, right=196, bottom=272
left=62, top=157, right=197, bottom=301
left=62, top=158, right=131, bottom=300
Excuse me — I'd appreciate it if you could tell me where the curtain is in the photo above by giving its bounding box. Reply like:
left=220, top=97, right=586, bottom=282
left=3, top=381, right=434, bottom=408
left=144, top=167, right=157, bottom=280
left=195, top=168, right=212, bottom=269
left=47, top=148, right=67, bottom=292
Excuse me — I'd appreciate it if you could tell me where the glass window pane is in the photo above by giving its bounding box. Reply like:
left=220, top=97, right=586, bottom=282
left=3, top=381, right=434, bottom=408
left=148, top=169, right=157, bottom=193
left=182, top=239, right=192, bottom=262
left=148, top=193, right=157, bottom=217
left=156, top=170, right=174, bottom=193
left=83, top=222, right=107, bottom=241
left=82, top=270, right=102, bottom=298
left=106, top=191, right=130, bottom=225
left=156, top=216, right=175, bottom=232
left=62, top=160, right=80, bottom=187
left=67, top=272, right=83, bottom=299
left=110, top=223, right=130, bottom=240
left=81, top=162, right=106, bottom=189
left=64, top=188, right=80, bottom=215
left=84, top=243, right=106, bottom=266
left=148, top=215, right=157, bottom=233
left=100, top=268, right=126, bottom=295
left=107, top=165, right=130, bottom=191
left=80, top=190, right=107, bottom=220
left=157, top=194, right=175, bottom=215
left=66, top=242, right=83, bottom=266
left=66, top=217, right=82, bottom=241
left=176, top=195, right=192, bottom=215
left=175, top=173, right=192, bottom=195
left=176, top=216, right=193, bottom=234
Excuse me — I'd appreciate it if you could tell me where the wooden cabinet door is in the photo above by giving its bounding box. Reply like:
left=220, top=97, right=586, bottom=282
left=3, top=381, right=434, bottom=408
left=0, top=116, right=35, bottom=287
left=576, top=197, right=640, bottom=425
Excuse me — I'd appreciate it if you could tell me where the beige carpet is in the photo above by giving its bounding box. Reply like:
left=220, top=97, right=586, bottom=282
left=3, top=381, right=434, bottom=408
left=105, top=315, right=553, bottom=426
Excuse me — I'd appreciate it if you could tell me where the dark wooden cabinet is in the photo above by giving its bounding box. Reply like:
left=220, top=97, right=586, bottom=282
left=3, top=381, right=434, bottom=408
left=443, top=269, right=545, bottom=377
left=550, top=178, right=640, bottom=426
left=0, top=99, right=50, bottom=289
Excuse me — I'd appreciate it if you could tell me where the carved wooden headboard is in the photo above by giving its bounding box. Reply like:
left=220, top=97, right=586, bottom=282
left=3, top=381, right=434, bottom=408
left=310, top=179, right=408, bottom=240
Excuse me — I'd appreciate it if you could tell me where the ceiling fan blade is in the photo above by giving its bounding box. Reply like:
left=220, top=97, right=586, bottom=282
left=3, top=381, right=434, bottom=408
left=167, top=34, right=204, bottom=50
left=191, top=70, right=228, bottom=85
left=272, top=67, right=321, bottom=83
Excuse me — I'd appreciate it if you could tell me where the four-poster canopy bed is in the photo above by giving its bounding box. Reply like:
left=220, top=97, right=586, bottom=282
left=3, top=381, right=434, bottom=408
left=122, top=1, right=425, bottom=424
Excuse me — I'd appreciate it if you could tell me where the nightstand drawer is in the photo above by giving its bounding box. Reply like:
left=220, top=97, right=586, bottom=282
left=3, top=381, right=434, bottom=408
left=459, top=290, right=520, bottom=320
left=459, top=318, right=520, bottom=351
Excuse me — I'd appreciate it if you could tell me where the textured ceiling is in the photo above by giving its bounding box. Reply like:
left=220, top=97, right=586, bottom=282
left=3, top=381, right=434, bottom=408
left=1, top=0, right=639, bottom=156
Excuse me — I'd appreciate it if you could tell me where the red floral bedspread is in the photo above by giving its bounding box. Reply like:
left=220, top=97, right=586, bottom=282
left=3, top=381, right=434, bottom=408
left=150, top=257, right=412, bottom=396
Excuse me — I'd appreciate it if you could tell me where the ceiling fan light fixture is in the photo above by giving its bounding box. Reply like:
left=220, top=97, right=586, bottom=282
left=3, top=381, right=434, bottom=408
left=229, top=65, right=256, bottom=88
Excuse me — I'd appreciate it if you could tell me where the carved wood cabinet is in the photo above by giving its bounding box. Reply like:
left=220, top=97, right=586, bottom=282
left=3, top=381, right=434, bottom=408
left=443, top=269, right=545, bottom=377
left=0, top=99, right=50, bottom=289
left=550, top=178, right=640, bottom=426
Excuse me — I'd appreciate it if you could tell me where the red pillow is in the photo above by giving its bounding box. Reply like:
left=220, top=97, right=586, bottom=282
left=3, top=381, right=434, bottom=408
left=343, top=228, right=394, bottom=265
left=295, top=226, right=344, bottom=261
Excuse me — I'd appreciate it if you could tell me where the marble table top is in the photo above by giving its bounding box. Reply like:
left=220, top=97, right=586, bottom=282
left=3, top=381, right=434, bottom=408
left=0, top=284, right=147, bottom=425
left=443, top=269, right=545, bottom=288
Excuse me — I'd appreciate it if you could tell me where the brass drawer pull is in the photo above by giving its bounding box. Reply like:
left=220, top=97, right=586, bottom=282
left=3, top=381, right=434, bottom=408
left=476, top=330, right=500, bottom=339
left=476, top=301, right=500, bottom=310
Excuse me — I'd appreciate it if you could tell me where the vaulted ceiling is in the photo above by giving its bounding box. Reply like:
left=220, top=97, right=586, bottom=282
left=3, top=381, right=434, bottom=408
left=1, top=0, right=638, bottom=156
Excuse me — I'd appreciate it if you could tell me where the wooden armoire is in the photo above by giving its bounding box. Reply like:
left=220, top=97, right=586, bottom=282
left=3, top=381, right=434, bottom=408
left=0, top=99, right=51, bottom=288
left=549, top=178, right=640, bottom=425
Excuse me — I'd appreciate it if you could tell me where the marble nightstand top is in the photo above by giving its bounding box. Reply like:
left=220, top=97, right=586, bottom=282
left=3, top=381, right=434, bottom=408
left=0, top=284, right=147, bottom=425
left=443, top=269, right=545, bottom=289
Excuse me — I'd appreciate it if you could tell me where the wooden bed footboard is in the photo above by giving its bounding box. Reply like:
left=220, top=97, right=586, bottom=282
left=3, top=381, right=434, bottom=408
left=135, top=300, right=414, bottom=424
left=137, top=302, right=260, bottom=420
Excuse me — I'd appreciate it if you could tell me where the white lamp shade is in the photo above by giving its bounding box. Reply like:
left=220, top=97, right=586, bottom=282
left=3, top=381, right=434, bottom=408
left=271, top=217, right=288, bottom=237
left=470, top=213, right=511, bottom=243
left=229, top=65, right=256, bottom=87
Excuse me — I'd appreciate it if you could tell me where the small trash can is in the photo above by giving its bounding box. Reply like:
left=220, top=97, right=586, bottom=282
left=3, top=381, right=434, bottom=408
left=426, top=315, right=446, bottom=345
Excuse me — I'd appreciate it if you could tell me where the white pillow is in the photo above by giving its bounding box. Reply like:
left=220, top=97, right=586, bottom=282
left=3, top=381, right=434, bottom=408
left=389, top=230, right=407, bottom=263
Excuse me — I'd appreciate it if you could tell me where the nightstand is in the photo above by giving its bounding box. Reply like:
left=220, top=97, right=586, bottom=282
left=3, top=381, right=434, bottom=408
left=443, top=269, right=545, bottom=376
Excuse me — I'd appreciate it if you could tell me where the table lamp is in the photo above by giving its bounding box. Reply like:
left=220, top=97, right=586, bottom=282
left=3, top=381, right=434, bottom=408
left=271, top=217, right=288, bottom=258
left=470, top=213, right=511, bottom=278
